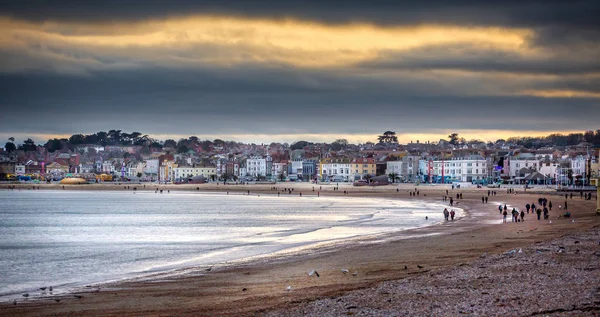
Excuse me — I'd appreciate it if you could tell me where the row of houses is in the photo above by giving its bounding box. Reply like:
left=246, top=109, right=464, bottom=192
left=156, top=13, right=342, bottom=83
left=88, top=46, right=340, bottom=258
left=1, top=142, right=599, bottom=186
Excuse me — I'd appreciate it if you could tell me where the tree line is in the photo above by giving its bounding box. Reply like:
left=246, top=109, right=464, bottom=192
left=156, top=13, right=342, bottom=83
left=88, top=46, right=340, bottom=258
left=3, top=129, right=600, bottom=154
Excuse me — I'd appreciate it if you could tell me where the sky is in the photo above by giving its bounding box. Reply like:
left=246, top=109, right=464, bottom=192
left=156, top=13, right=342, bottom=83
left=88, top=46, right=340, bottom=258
left=0, top=1, right=599, bottom=145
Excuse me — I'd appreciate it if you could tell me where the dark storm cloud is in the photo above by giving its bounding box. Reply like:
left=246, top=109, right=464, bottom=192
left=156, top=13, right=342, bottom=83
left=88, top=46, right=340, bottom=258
left=1, top=1, right=598, bottom=141
left=358, top=44, right=600, bottom=76
left=1, top=67, right=598, bottom=137
left=1, top=0, right=598, bottom=30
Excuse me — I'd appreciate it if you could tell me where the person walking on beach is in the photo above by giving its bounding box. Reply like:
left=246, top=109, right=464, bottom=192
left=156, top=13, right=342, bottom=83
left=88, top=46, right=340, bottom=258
left=450, top=209, right=455, bottom=221
left=485, top=196, right=488, bottom=203
left=570, top=193, right=573, bottom=199
left=512, top=208, right=518, bottom=222
left=482, top=196, right=485, bottom=203
left=564, top=201, right=568, bottom=210
left=503, top=204, right=507, bottom=213
left=548, top=201, right=552, bottom=211
left=450, top=197, right=454, bottom=206
left=526, top=203, right=530, bottom=214
left=443, top=208, right=449, bottom=221
left=503, top=209, right=508, bottom=223
left=499, top=205, right=503, bottom=214
left=543, top=207, right=549, bottom=220
left=536, top=208, right=542, bottom=220
left=520, top=210, right=525, bottom=222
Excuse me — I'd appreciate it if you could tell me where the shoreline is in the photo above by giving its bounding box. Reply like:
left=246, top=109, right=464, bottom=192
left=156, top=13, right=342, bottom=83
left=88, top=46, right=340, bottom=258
left=1, top=183, right=598, bottom=316
left=0, top=188, right=466, bottom=300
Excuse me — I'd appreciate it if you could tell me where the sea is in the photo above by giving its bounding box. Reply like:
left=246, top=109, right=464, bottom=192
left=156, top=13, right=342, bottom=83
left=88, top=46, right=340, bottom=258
left=0, top=190, right=461, bottom=298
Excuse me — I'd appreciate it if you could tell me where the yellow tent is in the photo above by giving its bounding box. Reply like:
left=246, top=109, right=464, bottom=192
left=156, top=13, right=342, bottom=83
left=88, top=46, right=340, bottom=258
left=59, top=178, right=88, bottom=185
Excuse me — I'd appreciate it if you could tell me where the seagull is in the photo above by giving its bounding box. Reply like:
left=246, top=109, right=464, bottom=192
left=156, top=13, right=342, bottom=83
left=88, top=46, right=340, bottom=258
left=404, top=265, right=408, bottom=270
left=308, top=270, right=320, bottom=277
left=40, top=287, right=47, bottom=291
left=417, top=265, right=424, bottom=269
left=341, top=269, right=349, bottom=274
left=54, top=299, right=61, bottom=303
left=22, top=293, right=29, bottom=298
left=286, top=285, right=292, bottom=291
left=352, top=271, right=358, bottom=276
left=206, top=266, right=213, bottom=272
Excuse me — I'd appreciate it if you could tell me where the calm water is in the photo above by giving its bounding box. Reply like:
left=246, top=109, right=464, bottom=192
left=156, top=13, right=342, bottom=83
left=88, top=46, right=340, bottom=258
left=0, top=190, right=459, bottom=298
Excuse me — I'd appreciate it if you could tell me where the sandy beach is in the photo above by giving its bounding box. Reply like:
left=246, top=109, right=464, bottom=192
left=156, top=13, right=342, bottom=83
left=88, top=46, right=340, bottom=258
left=1, top=182, right=598, bottom=316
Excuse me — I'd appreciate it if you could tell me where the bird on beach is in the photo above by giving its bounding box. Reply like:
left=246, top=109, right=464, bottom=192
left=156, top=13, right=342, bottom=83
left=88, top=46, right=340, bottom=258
left=22, top=293, right=29, bottom=298
left=341, top=269, right=349, bottom=274
left=40, top=287, right=47, bottom=291
left=49, top=286, right=53, bottom=292
left=308, top=270, right=320, bottom=277
left=404, top=265, right=408, bottom=270
left=286, top=285, right=292, bottom=291
left=417, top=265, right=424, bottom=269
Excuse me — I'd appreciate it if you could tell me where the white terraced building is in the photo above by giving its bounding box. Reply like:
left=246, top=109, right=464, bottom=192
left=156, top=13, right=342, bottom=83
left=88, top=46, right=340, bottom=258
left=246, top=156, right=267, bottom=177
left=431, top=156, right=488, bottom=183
left=173, top=166, right=217, bottom=181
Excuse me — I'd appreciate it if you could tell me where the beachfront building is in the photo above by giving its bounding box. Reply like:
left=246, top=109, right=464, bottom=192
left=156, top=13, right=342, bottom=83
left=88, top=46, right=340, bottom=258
left=271, top=161, right=288, bottom=179
left=173, top=165, right=217, bottom=181
left=246, top=156, right=267, bottom=177
left=570, top=155, right=587, bottom=179
left=400, top=155, right=421, bottom=182
left=46, top=161, right=69, bottom=174
left=159, top=160, right=177, bottom=183
left=143, top=159, right=159, bottom=181
left=302, top=159, right=317, bottom=181
left=506, top=153, right=540, bottom=178
left=288, top=159, right=303, bottom=179
left=431, top=156, right=488, bottom=183
left=320, top=158, right=351, bottom=182
left=351, top=158, right=376, bottom=180
left=385, top=160, right=402, bottom=180
left=538, top=159, right=560, bottom=184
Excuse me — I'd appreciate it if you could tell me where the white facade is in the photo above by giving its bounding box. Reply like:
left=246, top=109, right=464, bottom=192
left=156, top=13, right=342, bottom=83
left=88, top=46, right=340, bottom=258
left=507, top=158, right=539, bottom=177
left=321, top=160, right=351, bottom=181
left=272, top=162, right=287, bottom=177
left=539, top=161, right=560, bottom=179
left=238, top=166, right=247, bottom=178
left=385, top=161, right=402, bottom=176
left=246, top=156, right=267, bottom=177
left=571, top=156, right=587, bottom=176
left=290, top=159, right=303, bottom=177
left=432, top=158, right=488, bottom=182
left=173, top=166, right=217, bottom=180
left=144, top=159, right=159, bottom=175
